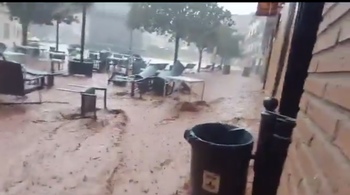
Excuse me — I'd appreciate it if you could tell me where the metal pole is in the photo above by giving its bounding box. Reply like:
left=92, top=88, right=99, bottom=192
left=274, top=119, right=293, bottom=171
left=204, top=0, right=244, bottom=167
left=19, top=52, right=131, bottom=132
left=80, top=4, right=87, bottom=63
left=129, top=29, right=133, bottom=54
left=128, top=29, right=133, bottom=76
left=210, top=46, right=217, bottom=71
left=55, top=20, right=59, bottom=51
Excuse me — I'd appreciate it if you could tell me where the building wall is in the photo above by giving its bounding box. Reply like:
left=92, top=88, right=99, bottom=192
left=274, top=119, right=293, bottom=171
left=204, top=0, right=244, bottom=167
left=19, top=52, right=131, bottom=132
left=0, top=5, right=22, bottom=48
left=242, top=17, right=265, bottom=68
left=264, top=3, right=350, bottom=194
left=264, top=3, right=295, bottom=98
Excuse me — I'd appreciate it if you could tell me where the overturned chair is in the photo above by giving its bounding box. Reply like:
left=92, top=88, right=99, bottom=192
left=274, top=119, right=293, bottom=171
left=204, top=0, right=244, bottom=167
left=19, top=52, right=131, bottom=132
left=152, top=60, right=186, bottom=96
left=130, top=65, right=159, bottom=98
left=0, top=60, right=44, bottom=104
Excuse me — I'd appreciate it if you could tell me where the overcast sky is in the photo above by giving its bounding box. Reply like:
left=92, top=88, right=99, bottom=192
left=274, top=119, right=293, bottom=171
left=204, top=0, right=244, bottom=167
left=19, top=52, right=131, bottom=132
left=218, top=3, right=258, bottom=15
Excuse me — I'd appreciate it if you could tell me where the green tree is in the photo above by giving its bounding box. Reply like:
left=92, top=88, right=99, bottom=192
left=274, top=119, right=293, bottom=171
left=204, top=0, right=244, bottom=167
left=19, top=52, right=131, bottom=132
left=128, top=3, right=213, bottom=64
left=6, top=3, right=65, bottom=45
left=215, top=26, right=242, bottom=65
left=185, top=3, right=233, bottom=72
left=6, top=3, right=92, bottom=48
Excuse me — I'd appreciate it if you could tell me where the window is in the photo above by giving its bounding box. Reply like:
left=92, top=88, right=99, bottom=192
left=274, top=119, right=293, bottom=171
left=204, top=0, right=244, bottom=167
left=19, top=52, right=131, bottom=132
left=4, top=23, right=10, bottom=39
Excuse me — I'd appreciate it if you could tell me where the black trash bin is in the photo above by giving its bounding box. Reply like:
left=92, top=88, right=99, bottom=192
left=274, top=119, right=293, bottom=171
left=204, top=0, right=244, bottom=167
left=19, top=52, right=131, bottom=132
left=242, top=67, right=251, bottom=77
left=184, top=123, right=254, bottom=195
left=222, top=65, right=231, bottom=75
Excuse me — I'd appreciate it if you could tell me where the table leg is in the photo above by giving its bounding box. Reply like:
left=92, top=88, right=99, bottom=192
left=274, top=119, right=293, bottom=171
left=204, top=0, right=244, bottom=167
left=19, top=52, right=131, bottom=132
left=163, top=82, right=167, bottom=97
left=50, top=61, right=54, bottom=73
left=131, top=81, right=135, bottom=97
left=80, top=94, right=85, bottom=117
left=47, top=75, right=54, bottom=88
left=104, top=89, right=107, bottom=109
left=201, top=82, right=205, bottom=101
left=189, top=83, right=192, bottom=102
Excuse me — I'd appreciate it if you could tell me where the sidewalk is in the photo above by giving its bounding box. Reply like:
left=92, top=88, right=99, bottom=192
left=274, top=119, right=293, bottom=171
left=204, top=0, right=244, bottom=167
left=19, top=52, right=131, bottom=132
left=0, top=71, right=264, bottom=195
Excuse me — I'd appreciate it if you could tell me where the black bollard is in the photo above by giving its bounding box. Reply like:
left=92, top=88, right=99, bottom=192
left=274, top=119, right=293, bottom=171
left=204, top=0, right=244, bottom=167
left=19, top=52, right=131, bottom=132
left=252, top=97, right=296, bottom=195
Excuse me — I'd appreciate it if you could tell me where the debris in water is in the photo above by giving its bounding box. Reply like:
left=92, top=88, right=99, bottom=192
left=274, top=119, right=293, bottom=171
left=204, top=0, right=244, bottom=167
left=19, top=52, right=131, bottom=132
left=176, top=101, right=209, bottom=112
left=115, top=91, right=129, bottom=96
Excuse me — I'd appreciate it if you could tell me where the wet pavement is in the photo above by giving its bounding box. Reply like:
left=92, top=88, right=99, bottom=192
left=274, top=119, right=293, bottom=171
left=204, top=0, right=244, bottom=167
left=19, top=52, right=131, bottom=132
left=0, top=61, right=264, bottom=195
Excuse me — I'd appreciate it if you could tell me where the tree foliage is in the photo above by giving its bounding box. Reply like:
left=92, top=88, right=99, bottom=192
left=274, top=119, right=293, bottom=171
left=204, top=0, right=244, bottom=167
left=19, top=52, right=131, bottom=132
left=186, top=4, right=233, bottom=49
left=184, top=3, right=233, bottom=71
left=5, top=3, right=92, bottom=45
left=215, top=26, right=242, bottom=59
left=127, top=3, right=233, bottom=64
left=128, top=3, right=197, bottom=63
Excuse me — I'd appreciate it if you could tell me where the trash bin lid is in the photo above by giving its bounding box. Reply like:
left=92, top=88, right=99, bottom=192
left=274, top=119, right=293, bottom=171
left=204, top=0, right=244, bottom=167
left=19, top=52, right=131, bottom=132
left=187, top=123, right=254, bottom=147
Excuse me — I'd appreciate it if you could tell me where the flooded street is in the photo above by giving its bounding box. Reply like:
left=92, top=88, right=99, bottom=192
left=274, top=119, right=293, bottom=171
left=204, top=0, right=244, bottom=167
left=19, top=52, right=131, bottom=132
left=0, top=65, right=264, bottom=194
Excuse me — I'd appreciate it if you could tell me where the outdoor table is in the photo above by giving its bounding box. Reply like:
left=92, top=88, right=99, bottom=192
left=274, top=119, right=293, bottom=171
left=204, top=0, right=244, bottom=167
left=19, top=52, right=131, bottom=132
left=26, top=68, right=63, bottom=88
left=49, top=51, right=67, bottom=56
left=3, top=51, right=26, bottom=64
left=50, top=59, right=64, bottom=72
left=50, top=52, right=66, bottom=72
left=164, top=75, right=205, bottom=101
left=107, top=57, right=121, bottom=60
left=18, top=45, right=39, bottom=50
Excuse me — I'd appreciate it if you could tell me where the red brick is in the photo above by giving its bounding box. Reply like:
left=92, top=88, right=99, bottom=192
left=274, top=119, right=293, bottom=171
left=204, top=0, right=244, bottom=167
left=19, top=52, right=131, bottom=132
left=301, top=117, right=350, bottom=194
left=306, top=98, right=346, bottom=139
left=295, top=115, right=314, bottom=145
left=314, top=41, right=350, bottom=72
left=291, top=132, right=333, bottom=195
left=322, top=3, right=337, bottom=16
left=299, top=93, right=310, bottom=113
left=283, top=154, right=305, bottom=195
left=318, top=3, right=350, bottom=34
left=313, top=25, right=339, bottom=54
left=288, top=159, right=313, bottom=195
left=278, top=170, right=292, bottom=195
left=308, top=57, right=318, bottom=72
left=324, top=79, right=350, bottom=110
left=338, top=9, right=350, bottom=42
left=303, top=77, right=327, bottom=97
left=334, top=120, right=350, bottom=160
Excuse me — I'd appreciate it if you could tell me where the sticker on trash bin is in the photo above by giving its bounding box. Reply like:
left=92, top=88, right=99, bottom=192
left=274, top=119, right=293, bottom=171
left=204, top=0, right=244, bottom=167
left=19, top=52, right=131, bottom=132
left=202, top=170, right=220, bottom=193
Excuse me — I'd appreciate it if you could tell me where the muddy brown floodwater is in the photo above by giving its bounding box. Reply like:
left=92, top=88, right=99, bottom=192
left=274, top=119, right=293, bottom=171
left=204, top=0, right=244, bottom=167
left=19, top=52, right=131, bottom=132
left=0, top=67, right=264, bottom=195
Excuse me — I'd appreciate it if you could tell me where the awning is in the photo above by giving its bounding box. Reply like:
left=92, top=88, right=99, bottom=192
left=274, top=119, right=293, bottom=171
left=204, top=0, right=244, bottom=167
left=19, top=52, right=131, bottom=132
left=255, top=2, right=284, bottom=17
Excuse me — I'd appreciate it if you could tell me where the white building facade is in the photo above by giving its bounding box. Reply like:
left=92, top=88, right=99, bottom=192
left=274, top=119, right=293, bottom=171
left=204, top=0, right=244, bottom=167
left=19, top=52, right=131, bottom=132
left=242, top=17, right=266, bottom=70
left=0, top=4, right=22, bottom=48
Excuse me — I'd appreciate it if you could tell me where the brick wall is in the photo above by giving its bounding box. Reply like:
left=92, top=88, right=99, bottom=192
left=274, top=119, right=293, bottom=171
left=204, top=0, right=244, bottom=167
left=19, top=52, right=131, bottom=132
left=278, top=3, right=350, bottom=195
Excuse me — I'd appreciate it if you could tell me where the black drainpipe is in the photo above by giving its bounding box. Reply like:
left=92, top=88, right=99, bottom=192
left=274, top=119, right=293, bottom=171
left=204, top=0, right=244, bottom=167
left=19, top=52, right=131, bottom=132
left=279, top=2, right=325, bottom=118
